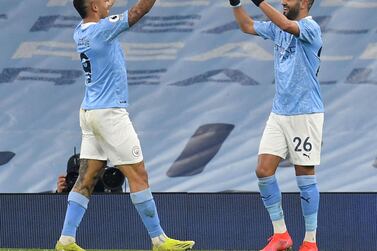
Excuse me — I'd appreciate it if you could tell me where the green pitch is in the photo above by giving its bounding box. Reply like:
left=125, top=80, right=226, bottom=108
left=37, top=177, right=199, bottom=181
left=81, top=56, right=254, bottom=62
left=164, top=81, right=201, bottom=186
left=0, top=250, right=235, bottom=251
left=0, top=249, right=147, bottom=251
left=0, top=249, right=254, bottom=251
left=0, top=249, right=256, bottom=251
left=0, top=249, right=239, bottom=251
left=0, top=249, right=146, bottom=251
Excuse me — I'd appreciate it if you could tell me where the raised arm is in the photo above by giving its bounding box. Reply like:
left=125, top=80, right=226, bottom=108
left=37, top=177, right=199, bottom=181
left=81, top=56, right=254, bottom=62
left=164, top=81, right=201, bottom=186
left=229, top=0, right=257, bottom=35
left=251, top=0, right=300, bottom=36
left=128, top=0, right=157, bottom=27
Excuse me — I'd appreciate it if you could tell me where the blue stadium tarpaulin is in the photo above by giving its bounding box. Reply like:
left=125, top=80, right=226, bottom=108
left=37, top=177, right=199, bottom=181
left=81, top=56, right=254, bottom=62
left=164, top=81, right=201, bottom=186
left=0, top=0, right=376, bottom=192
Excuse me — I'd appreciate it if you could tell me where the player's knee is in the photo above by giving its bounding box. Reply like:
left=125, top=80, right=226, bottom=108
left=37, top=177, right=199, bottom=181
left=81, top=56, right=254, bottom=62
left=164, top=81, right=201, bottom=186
left=140, top=170, right=148, bottom=183
left=130, top=171, right=148, bottom=186
left=126, top=168, right=148, bottom=186
left=132, top=162, right=149, bottom=182
left=295, top=165, right=315, bottom=176
left=255, top=163, right=274, bottom=178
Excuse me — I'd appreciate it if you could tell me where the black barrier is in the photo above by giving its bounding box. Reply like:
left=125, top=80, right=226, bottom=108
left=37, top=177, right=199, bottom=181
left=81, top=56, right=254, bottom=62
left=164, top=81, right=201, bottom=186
left=0, top=193, right=376, bottom=250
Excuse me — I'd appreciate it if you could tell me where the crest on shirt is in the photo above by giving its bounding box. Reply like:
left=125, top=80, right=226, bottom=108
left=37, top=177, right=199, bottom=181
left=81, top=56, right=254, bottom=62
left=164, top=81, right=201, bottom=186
left=109, top=15, right=120, bottom=22
left=108, top=14, right=124, bottom=23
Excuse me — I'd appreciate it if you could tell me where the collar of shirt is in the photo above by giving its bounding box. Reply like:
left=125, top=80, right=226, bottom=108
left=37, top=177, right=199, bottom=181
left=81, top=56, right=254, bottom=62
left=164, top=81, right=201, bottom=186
left=81, top=22, right=96, bottom=30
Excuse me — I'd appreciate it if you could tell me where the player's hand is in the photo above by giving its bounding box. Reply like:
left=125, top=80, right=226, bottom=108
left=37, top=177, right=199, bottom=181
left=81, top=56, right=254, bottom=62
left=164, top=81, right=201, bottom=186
left=229, top=0, right=241, bottom=7
left=57, top=175, right=67, bottom=193
left=251, top=0, right=264, bottom=7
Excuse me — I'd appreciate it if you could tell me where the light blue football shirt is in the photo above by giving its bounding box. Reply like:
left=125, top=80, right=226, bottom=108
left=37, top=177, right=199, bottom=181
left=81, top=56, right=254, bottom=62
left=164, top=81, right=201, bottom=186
left=73, top=10, right=129, bottom=109
left=254, top=16, right=324, bottom=115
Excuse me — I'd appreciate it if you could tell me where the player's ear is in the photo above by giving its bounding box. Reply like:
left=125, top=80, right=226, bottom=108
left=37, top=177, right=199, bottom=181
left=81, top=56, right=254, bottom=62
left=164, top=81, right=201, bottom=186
left=301, top=0, right=309, bottom=11
left=89, top=0, right=98, bottom=13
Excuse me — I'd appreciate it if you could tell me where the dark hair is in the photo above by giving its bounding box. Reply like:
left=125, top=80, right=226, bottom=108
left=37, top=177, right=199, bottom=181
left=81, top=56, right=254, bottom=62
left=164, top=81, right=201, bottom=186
left=308, top=0, right=314, bottom=10
left=73, top=0, right=88, bottom=19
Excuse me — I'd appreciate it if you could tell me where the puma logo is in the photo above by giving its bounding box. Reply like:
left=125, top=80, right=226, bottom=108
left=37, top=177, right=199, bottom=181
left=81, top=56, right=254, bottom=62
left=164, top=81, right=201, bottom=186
left=261, top=195, right=272, bottom=200
left=303, top=153, right=310, bottom=159
left=301, top=196, right=311, bottom=203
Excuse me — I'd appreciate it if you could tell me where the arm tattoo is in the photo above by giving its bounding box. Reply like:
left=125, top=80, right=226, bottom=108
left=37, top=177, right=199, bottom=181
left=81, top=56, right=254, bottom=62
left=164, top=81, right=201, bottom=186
left=128, top=0, right=157, bottom=27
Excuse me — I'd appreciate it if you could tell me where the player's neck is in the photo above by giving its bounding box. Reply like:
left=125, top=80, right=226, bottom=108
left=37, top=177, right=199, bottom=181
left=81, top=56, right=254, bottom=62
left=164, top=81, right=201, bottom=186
left=83, top=14, right=100, bottom=24
left=295, top=11, right=309, bottom=21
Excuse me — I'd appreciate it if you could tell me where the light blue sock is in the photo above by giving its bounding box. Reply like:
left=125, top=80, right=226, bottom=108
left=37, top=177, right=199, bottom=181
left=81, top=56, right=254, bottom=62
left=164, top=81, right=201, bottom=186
left=296, top=175, right=319, bottom=231
left=61, top=192, right=89, bottom=238
left=131, top=188, right=164, bottom=238
left=258, top=175, right=284, bottom=221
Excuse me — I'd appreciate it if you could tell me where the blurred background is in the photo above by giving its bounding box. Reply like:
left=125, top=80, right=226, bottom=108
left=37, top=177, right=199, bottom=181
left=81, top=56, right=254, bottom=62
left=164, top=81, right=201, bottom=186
left=0, top=0, right=376, bottom=193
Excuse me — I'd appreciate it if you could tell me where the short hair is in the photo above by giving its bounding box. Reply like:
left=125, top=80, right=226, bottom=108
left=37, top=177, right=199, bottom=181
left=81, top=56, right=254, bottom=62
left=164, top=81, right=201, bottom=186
left=307, top=0, right=314, bottom=10
left=73, top=0, right=88, bottom=19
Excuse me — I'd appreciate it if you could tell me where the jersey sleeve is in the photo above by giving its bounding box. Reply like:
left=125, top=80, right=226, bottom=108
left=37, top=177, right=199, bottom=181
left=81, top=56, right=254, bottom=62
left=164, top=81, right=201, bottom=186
left=96, top=10, right=129, bottom=41
left=297, top=18, right=321, bottom=44
left=253, top=21, right=276, bottom=40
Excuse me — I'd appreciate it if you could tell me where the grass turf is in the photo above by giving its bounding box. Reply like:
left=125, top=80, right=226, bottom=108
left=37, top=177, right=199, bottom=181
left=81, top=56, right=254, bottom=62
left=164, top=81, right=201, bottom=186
left=0, top=249, right=147, bottom=251
left=0, top=250, right=240, bottom=251
left=0, top=250, right=149, bottom=251
left=0, top=249, right=255, bottom=251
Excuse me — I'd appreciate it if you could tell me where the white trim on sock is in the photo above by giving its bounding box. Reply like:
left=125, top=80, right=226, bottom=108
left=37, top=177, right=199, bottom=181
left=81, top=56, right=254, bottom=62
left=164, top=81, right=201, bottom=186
left=304, top=230, right=316, bottom=242
left=272, top=218, right=287, bottom=233
left=152, top=233, right=167, bottom=246
left=59, top=235, right=75, bottom=245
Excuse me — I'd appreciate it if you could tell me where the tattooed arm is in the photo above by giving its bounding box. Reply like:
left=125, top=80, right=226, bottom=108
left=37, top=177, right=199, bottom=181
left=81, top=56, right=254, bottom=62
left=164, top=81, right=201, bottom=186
left=128, top=0, right=157, bottom=27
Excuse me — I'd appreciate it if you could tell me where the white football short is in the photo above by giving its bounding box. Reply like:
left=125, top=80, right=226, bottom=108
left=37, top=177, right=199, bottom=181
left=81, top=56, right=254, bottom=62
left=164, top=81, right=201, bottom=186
left=79, top=108, right=143, bottom=165
left=258, top=112, right=324, bottom=166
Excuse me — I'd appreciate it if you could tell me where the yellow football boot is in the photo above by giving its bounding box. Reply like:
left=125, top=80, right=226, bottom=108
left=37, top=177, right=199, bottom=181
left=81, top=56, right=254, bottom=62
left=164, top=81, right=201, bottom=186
left=55, top=241, right=85, bottom=251
left=153, top=237, right=195, bottom=251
